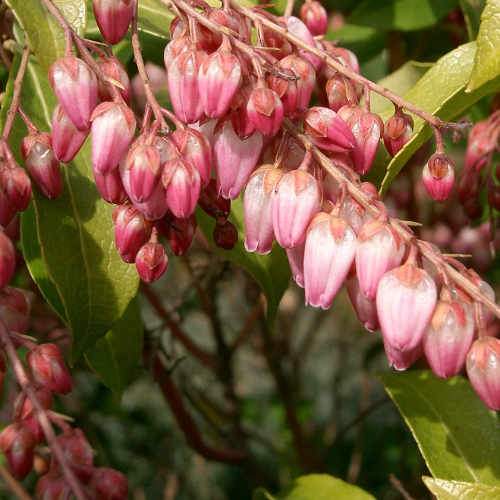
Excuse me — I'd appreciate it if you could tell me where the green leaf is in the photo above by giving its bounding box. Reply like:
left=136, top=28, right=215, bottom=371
left=4, top=1, right=140, bottom=359
left=85, top=298, right=143, bottom=395
left=381, top=370, right=500, bottom=485
left=253, top=474, right=375, bottom=500
left=380, top=42, right=500, bottom=193
left=423, top=477, right=500, bottom=499
left=7, top=0, right=86, bottom=72
left=467, top=0, right=500, bottom=91
left=197, top=198, right=290, bottom=325
left=326, top=24, right=386, bottom=63
left=349, top=0, right=459, bottom=31
left=370, top=61, right=433, bottom=114
left=459, top=0, right=486, bottom=40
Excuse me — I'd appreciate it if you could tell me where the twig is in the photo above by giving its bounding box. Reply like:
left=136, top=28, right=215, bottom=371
left=389, top=474, right=416, bottom=500
left=152, top=354, right=247, bottom=464
left=284, top=0, right=295, bottom=17
left=142, top=284, right=218, bottom=370
left=285, top=121, right=500, bottom=318
left=230, top=2, right=459, bottom=132
left=0, top=464, right=32, bottom=500
left=230, top=300, right=263, bottom=353
left=1, top=45, right=30, bottom=140
left=131, top=2, right=168, bottom=131
left=0, top=320, right=87, bottom=500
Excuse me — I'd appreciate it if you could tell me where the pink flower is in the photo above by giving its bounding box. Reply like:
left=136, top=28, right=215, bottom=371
left=244, top=165, right=283, bottom=254
left=422, top=153, right=455, bottom=202
left=247, top=86, right=284, bottom=137
left=272, top=167, right=321, bottom=248
left=376, top=260, right=437, bottom=351
left=346, top=276, right=379, bottom=332
left=49, top=56, right=98, bottom=131
left=304, top=212, right=357, bottom=309
left=92, top=0, right=134, bottom=45
left=300, top=0, right=328, bottom=36
left=135, top=241, right=168, bottom=283
left=51, top=105, right=88, bottom=163
left=383, top=109, right=413, bottom=156
left=304, top=107, right=355, bottom=152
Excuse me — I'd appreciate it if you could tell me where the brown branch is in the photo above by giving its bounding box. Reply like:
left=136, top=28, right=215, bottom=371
left=0, top=464, right=32, bottom=500
left=0, top=320, right=87, bottom=500
left=152, top=354, right=247, bottom=464
left=131, top=2, right=168, bottom=131
left=259, top=319, right=321, bottom=472
left=230, top=300, right=263, bottom=353
left=141, top=284, right=218, bottom=370
left=1, top=45, right=30, bottom=140
left=285, top=121, right=500, bottom=318
left=231, top=3, right=456, bottom=131
left=389, top=474, right=416, bottom=500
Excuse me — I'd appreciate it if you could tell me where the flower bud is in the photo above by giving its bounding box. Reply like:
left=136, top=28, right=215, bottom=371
left=0, top=287, right=32, bottom=334
left=0, top=189, right=16, bottom=227
left=91, top=102, right=136, bottom=174
left=16, top=387, right=53, bottom=443
left=346, top=276, right=379, bottom=332
left=268, top=55, right=316, bottom=116
left=51, top=105, right=88, bottom=163
left=168, top=47, right=207, bottom=124
left=158, top=213, right=196, bottom=256
left=244, top=165, right=283, bottom=254
left=300, top=0, right=328, bottom=35
left=162, top=158, right=201, bottom=219
left=304, top=107, right=355, bottom=152
left=92, top=0, right=134, bottom=44
left=383, top=110, right=413, bottom=156
left=27, top=343, right=72, bottom=394
left=214, top=119, right=263, bottom=199
left=325, top=75, right=358, bottom=112
left=355, top=220, right=404, bottom=300
left=198, top=43, right=242, bottom=119
left=304, top=212, right=357, bottom=309
left=135, top=241, right=168, bottom=283
left=96, top=56, right=131, bottom=102
left=198, top=179, right=231, bottom=220
left=113, top=205, right=152, bottom=263
left=0, top=164, right=32, bottom=212
left=384, top=340, right=422, bottom=371
left=286, top=244, right=305, bottom=288
left=465, top=121, right=495, bottom=172
left=0, top=231, right=16, bottom=289
left=214, top=219, right=238, bottom=249
left=91, top=467, right=128, bottom=500
left=36, top=473, right=72, bottom=499
left=122, top=143, right=161, bottom=203
left=52, top=428, right=94, bottom=480
left=0, top=424, right=36, bottom=479
left=422, top=153, right=455, bottom=202
left=466, top=337, right=500, bottom=410
left=272, top=168, right=321, bottom=248
left=321, top=43, right=360, bottom=81
left=94, top=168, right=128, bottom=205
left=376, top=260, right=437, bottom=352
left=341, top=108, right=383, bottom=175
left=423, top=293, right=474, bottom=378
left=49, top=56, right=98, bottom=131
left=286, top=17, right=322, bottom=70
left=171, top=128, right=212, bottom=186
left=247, top=86, right=284, bottom=137
left=22, top=132, right=63, bottom=199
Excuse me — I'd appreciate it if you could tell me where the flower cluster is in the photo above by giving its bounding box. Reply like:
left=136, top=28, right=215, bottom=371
left=0, top=286, right=127, bottom=497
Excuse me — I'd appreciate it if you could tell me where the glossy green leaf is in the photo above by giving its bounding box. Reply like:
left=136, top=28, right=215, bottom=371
left=459, top=0, right=486, bottom=40
left=8, top=0, right=86, bottom=72
left=253, top=474, right=375, bottom=500
left=85, top=298, right=143, bottom=395
left=349, top=0, right=458, bottom=31
left=370, top=61, right=433, bottom=114
left=380, top=42, right=500, bottom=193
left=4, top=1, right=140, bottom=359
left=467, top=0, right=500, bottom=91
left=423, top=477, right=500, bottom=499
left=326, top=24, right=386, bottom=62
left=197, top=198, right=290, bottom=325
left=381, top=371, right=500, bottom=485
